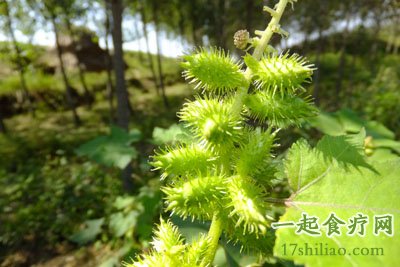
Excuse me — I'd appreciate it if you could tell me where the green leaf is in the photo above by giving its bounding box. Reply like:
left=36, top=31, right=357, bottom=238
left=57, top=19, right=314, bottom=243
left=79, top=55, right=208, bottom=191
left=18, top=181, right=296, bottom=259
left=308, top=112, right=346, bottom=136
left=152, top=124, right=193, bottom=145
left=69, top=218, right=104, bottom=245
left=76, top=126, right=140, bottom=169
left=275, top=134, right=400, bottom=267
left=285, top=139, right=328, bottom=191
left=309, top=109, right=396, bottom=140
left=286, top=131, right=374, bottom=191
left=373, top=139, right=400, bottom=154
left=364, top=121, right=395, bottom=140
left=113, top=196, right=136, bottom=210
left=182, top=47, right=246, bottom=94
left=109, top=210, right=140, bottom=238
left=335, top=109, right=366, bottom=133
left=136, top=185, right=162, bottom=240
left=315, top=129, right=373, bottom=171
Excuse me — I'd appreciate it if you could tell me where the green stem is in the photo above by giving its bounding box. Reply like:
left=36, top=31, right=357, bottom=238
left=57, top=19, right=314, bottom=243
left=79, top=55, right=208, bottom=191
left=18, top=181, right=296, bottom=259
left=231, top=0, right=290, bottom=116
left=202, top=213, right=223, bottom=266
left=251, top=0, right=290, bottom=62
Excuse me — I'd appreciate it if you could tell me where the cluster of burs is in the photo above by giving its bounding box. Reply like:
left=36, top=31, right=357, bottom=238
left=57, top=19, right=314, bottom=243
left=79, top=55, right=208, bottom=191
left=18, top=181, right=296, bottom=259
left=126, top=0, right=317, bottom=266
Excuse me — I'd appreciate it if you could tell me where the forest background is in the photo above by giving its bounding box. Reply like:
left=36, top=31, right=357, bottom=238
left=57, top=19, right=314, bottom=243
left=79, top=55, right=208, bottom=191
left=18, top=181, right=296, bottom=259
left=0, top=0, right=399, bottom=266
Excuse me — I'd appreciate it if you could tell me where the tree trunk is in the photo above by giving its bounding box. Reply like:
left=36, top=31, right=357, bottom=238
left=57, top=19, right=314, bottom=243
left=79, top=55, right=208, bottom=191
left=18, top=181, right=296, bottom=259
left=111, top=0, right=133, bottom=192
left=65, top=19, right=92, bottom=109
left=312, top=28, right=323, bottom=107
left=334, top=13, right=351, bottom=108
left=0, top=112, right=6, bottom=134
left=369, top=9, right=382, bottom=73
left=190, top=3, right=203, bottom=46
left=216, top=0, right=229, bottom=49
left=5, top=0, right=35, bottom=117
left=105, top=0, right=115, bottom=123
left=152, top=1, right=169, bottom=108
left=133, top=18, right=144, bottom=62
left=245, top=0, right=254, bottom=31
left=51, top=15, right=81, bottom=127
left=139, top=2, right=160, bottom=96
left=178, top=4, right=186, bottom=38
left=347, top=53, right=357, bottom=109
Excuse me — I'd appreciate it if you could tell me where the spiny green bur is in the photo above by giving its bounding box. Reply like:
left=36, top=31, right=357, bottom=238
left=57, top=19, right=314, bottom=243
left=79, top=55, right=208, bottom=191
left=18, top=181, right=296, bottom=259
left=125, top=0, right=317, bottom=266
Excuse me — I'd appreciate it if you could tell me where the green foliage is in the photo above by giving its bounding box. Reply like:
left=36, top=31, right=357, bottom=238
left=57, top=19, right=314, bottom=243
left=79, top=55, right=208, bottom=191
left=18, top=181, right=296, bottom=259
left=70, top=185, right=162, bottom=245
left=70, top=218, right=105, bottom=245
left=363, top=67, right=400, bottom=132
left=274, top=132, right=400, bottom=267
left=309, top=109, right=400, bottom=156
left=151, top=124, right=190, bottom=145
left=0, top=70, right=64, bottom=95
left=76, top=126, right=141, bottom=169
left=0, top=159, right=120, bottom=247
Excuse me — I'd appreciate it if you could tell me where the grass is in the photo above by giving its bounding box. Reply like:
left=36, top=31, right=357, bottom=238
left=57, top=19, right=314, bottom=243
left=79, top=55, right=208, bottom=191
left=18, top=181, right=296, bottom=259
left=0, top=46, right=182, bottom=98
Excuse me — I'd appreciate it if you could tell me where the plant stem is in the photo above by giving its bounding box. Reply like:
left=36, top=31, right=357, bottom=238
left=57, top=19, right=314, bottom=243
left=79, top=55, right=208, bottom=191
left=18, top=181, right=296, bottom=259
left=231, top=0, right=290, bottom=115
left=251, top=0, right=289, bottom=62
left=202, top=213, right=223, bottom=266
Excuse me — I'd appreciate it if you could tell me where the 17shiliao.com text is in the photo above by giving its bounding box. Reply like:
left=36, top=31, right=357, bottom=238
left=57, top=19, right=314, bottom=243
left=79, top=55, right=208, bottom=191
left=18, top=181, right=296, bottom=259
left=280, top=243, right=384, bottom=256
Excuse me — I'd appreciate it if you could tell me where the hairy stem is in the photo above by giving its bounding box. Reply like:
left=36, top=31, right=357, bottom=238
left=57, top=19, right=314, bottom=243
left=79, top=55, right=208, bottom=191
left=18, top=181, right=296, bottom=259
left=202, top=213, right=223, bottom=266
left=231, top=0, right=290, bottom=116
left=251, top=0, right=290, bottom=61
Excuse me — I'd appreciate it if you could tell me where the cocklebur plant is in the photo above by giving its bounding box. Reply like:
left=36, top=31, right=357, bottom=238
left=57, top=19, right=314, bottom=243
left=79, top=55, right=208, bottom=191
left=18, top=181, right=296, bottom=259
left=125, top=0, right=317, bottom=266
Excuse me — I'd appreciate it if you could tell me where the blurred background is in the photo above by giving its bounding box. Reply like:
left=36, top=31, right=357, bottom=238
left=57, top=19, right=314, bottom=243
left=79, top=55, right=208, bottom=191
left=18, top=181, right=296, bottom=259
left=0, top=0, right=399, bottom=266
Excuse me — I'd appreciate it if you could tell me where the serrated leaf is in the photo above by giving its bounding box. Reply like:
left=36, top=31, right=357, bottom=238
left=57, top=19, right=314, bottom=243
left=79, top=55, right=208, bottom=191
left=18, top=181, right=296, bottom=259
left=275, top=133, right=400, bottom=267
left=285, top=139, right=328, bottom=191
left=315, top=129, right=374, bottom=171
left=286, top=131, right=375, bottom=192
